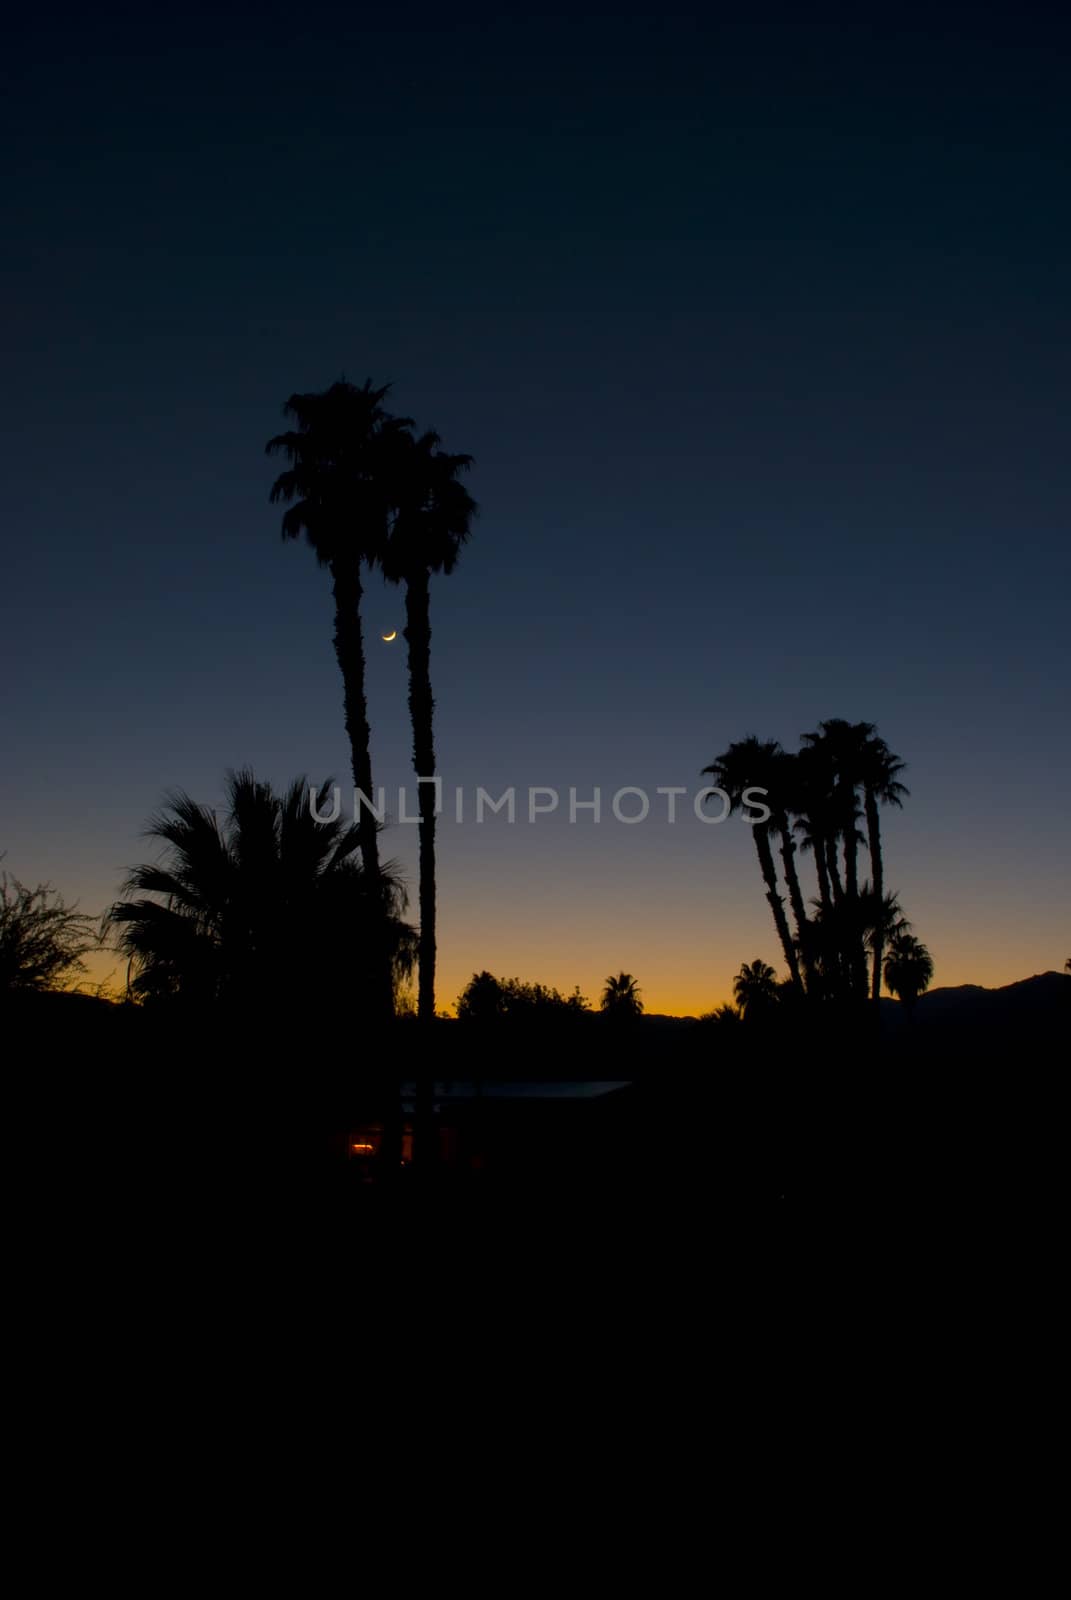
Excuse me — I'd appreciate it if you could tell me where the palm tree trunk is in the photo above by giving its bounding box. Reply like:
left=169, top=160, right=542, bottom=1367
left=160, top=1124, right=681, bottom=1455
left=841, top=806, right=868, bottom=999
left=865, top=789, right=884, bottom=1004
left=831, top=789, right=865, bottom=999
left=805, top=833, right=833, bottom=997
left=822, top=833, right=853, bottom=999
left=330, top=561, right=398, bottom=1176
left=810, top=832, right=832, bottom=913
left=403, top=570, right=437, bottom=1022
left=330, top=562, right=381, bottom=882
left=404, top=569, right=437, bottom=1175
left=841, top=808, right=859, bottom=905
left=331, top=560, right=395, bottom=1040
left=825, top=836, right=844, bottom=905
left=775, top=812, right=811, bottom=992
left=754, top=831, right=801, bottom=990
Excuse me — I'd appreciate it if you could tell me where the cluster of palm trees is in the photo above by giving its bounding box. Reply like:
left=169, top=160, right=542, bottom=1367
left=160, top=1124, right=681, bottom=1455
left=266, top=380, right=476, bottom=1023
left=722, top=933, right=935, bottom=1024
left=704, top=720, right=933, bottom=1007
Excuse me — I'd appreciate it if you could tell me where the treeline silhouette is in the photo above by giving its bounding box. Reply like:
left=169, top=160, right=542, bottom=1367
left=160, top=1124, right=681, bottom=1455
left=454, top=970, right=643, bottom=1024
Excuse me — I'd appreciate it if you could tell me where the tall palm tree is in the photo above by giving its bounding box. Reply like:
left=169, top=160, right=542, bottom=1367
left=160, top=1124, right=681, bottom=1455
left=703, top=738, right=803, bottom=992
left=380, top=428, right=477, bottom=1023
left=733, top=959, right=778, bottom=1019
left=883, top=933, right=934, bottom=1015
left=770, top=749, right=815, bottom=989
left=801, top=720, right=872, bottom=997
left=793, top=741, right=837, bottom=917
left=105, top=771, right=415, bottom=1010
left=601, top=972, right=643, bottom=1020
left=266, top=379, right=412, bottom=1020
left=858, top=733, right=909, bottom=1001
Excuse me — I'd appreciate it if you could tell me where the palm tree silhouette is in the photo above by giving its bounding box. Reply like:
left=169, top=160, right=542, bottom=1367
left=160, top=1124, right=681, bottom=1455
left=882, top=933, right=934, bottom=1016
left=861, top=884, right=910, bottom=991
left=770, top=748, right=815, bottom=989
left=793, top=741, right=838, bottom=917
left=706, top=1002, right=742, bottom=1026
left=804, top=720, right=866, bottom=899
left=601, top=972, right=643, bottom=1020
left=805, top=897, right=858, bottom=999
left=801, top=720, right=873, bottom=997
left=859, top=732, right=909, bottom=1001
left=266, top=379, right=412, bottom=1019
left=733, top=959, right=778, bottom=1019
left=381, top=428, right=477, bottom=1023
left=105, top=771, right=414, bottom=1009
left=704, top=738, right=803, bottom=993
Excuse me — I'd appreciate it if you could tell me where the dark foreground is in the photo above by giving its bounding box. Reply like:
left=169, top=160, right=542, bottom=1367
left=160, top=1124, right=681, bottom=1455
left=10, top=986, right=1067, bottom=1266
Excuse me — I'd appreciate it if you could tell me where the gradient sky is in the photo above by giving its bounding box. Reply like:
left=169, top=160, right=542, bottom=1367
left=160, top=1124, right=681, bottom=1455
left=3, top=7, right=1069, bottom=1011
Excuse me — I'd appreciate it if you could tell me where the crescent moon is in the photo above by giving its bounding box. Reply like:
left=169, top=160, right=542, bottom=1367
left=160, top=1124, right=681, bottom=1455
left=381, top=630, right=397, bottom=642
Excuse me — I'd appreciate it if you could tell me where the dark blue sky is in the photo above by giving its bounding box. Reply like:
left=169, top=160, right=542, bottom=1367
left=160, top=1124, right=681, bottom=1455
left=3, top=7, right=1068, bottom=1007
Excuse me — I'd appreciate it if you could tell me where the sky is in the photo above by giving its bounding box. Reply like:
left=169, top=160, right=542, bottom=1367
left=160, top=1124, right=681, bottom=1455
left=2, top=6, right=1069, bottom=1012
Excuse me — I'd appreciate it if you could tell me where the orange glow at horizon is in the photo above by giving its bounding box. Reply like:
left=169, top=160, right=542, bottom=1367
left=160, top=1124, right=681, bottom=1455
left=59, top=812, right=1069, bottom=1027
left=72, top=930, right=1064, bottom=1018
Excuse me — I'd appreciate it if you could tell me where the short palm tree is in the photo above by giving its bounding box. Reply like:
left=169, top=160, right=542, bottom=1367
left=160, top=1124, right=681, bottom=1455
left=882, top=933, right=934, bottom=1015
left=266, top=379, right=412, bottom=1019
left=861, top=884, right=910, bottom=970
left=601, top=972, right=643, bottom=1020
left=105, top=771, right=415, bottom=1012
left=708, top=1003, right=742, bottom=1026
left=380, top=428, right=477, bottom=1023
left=704, top=738, right=803, bottom=993
left=733, top=959, right=779, bottom=1019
